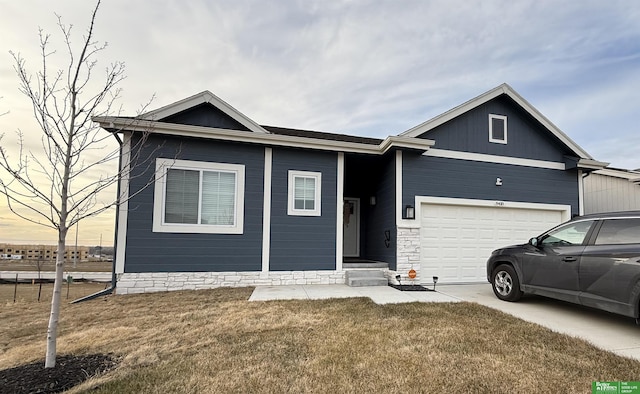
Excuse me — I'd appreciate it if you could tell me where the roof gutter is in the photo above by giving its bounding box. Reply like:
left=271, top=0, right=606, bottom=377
left=93, top=116, right=435, bottom=155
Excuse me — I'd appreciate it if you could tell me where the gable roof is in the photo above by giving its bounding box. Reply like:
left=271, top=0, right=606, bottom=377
left=400, top=83, right=593, bottom=160
left=141, top=90, right=268, bottom=134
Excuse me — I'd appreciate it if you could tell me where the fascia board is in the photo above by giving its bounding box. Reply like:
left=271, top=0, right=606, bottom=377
left=577, top=158, right=609, bottom=170
left=140, top=91, right=268, bottom=134
left=594, top=168, right=640, bottom=180
left=400, top=85, right=505, bottom=138
left=380, top=136, right=435, bottom=153
left=504, top=85, right=592, bottom=159
left=95, top=117, right=435, bottom=155
left=96, top=117, right=382, bottom=154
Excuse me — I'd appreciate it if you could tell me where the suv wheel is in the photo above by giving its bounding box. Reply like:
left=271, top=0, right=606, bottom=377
left=491, top=264, right=523, bottom=302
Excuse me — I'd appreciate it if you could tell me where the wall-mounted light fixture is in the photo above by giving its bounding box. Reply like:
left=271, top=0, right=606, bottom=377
left=405, top=205, right=415, bottom=219
left=370, top=196, right=376, bottom=206
left=496, top=177, right=503, bottom=186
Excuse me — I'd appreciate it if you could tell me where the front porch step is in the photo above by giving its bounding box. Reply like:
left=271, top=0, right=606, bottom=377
left=343, top=262, right=389, bottom=269
left=345, top=269, right=388, bottom=287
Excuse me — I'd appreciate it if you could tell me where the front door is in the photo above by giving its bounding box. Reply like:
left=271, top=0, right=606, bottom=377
left=343, top=198, right=360, bottom=257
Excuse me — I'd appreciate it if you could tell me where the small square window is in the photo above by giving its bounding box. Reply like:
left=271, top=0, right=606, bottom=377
left=489, top=114, right=507, bottom=144
left=288, top=170, right=321, bottom=216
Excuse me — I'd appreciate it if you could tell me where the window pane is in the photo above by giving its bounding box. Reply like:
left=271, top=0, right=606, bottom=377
left=492, top=118, right=505, bottom=140
left=542, top=221, right=594, bottom=246
left=293, top=176, right=316, bottom=210
left=201, top=170, right=236, bottom=225
left=595, top=219, right=640, bottom=245
left=165, top=169, right=199, bottom=224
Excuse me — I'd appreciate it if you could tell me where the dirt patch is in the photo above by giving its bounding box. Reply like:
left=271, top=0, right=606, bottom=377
left=0, top=354, right=117, bottom=394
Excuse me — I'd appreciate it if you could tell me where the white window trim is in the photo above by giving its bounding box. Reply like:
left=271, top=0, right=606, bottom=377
left=288, top=170, right=322, bottom=216
left=489, top=114, right=508, bottom=144
left=153, top=158, right=245, bottom=234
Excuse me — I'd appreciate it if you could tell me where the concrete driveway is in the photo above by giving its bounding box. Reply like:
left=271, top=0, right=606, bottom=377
left=438, top=283, right=640, bottom=361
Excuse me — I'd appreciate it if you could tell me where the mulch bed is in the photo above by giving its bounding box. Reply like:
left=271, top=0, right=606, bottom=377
left=388, top=284, right=433, bottom=291
left=0, top=354, right=117, bottom=394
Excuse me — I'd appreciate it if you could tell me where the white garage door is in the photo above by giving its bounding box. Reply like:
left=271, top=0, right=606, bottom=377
left=420, top=202, right=566, bottom=284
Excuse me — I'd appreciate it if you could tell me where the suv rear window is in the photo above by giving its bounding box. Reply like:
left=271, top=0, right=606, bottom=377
left=594, top=218, right=640, bottom=245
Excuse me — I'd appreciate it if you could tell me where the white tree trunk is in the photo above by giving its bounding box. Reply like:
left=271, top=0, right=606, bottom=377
left=45, top=231, right=66, bottom=368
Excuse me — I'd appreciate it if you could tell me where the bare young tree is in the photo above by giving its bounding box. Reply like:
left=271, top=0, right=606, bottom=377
left=0, top=1, right=154, bottom=368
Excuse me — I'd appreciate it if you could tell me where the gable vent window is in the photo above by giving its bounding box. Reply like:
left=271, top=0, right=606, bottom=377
left=489, top=114, right=508, bottom=144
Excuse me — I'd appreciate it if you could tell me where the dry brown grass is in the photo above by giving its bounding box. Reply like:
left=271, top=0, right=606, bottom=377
left=0, top=282, right=108, bottom=303
left=2, top=287, right=639, bottom=393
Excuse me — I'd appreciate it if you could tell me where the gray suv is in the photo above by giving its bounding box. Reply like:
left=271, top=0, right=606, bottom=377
left=486, top=211, right=640, bottom=323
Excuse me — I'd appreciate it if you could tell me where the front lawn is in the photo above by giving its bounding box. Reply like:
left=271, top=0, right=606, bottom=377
left=1, top=287, right=638, bottom=393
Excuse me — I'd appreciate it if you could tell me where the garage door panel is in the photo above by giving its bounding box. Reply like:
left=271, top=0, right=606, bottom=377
left=420, top=202, right=564, bottom=283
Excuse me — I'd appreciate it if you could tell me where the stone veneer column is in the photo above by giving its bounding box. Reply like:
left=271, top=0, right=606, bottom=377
left=396, top=227, right=421, bottom=283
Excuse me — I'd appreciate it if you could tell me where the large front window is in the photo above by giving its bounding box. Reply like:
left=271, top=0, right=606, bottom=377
left=153, top=158, right=245, bottom=234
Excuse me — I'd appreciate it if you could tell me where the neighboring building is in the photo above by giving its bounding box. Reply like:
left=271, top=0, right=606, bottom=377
left=583, top=168, right=640, bottom=214
left=0, top=243, right=90, bottom=262
left=94, top=83, right=607, bottom=294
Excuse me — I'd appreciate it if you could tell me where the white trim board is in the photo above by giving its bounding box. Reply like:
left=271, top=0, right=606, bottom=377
left=414, top=196, right=572, bottom=223
left=94, top=117, right=435, bottom=156
left=336, top=153, right=344, bottom=271
left=115, top=133, right=132, bottom=274
left=141, top=90, right=268, bottom=134
left=262, top=148, right=272, bottom=273
left=423, top=148, right=566, bottom=170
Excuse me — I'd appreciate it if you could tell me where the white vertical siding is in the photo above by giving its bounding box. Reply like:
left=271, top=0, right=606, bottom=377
left=584, top=173, right=640, bottom=214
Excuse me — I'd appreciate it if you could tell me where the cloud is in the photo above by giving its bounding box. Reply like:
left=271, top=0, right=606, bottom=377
left=1, top=0, right=640, bottom=242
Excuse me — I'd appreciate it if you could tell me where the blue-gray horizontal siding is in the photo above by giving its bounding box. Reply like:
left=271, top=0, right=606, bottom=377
left=124, top=134, right=264, bottom=272
left=403, top=154, right=580, bottom=215
left=419, top=95, right=572, bottom=162
left=270, top=148, right=337, bottom=271
left=361, top=154, right=397, bottom=269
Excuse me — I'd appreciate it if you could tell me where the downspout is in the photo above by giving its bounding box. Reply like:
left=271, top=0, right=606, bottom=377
left=71, top=131, right=123, bottom=303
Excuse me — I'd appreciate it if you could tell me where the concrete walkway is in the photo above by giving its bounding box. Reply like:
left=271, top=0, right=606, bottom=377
left=250, top=283, right=640, bottom=361
left=249, top=284, right=459, bottom=304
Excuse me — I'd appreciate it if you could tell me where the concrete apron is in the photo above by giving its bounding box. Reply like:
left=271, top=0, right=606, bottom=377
left=437, top=284, right=640, bottom=362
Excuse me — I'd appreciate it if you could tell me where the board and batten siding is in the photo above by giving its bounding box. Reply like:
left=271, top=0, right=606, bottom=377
left=269, top=148, right=338, bottom=271
left=124, top=134, right=264, bottom=273
left=417, top=95, right=573, bottom=163
left=402, top=154, right=580, bottom=216
left=584, top=173, right=640, bottom=214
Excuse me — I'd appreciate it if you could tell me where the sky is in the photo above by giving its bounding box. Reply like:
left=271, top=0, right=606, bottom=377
left=1, top=0, right=639, bottom=245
